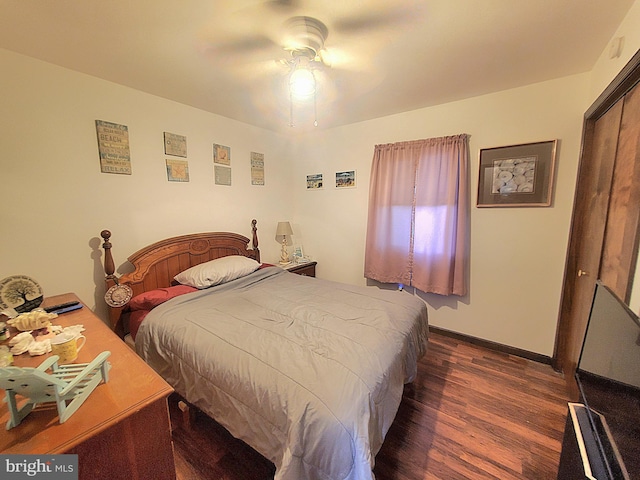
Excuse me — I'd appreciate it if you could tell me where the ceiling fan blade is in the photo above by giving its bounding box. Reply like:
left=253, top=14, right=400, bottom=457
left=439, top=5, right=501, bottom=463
left=265, top=0, right=302, bottom=12
left=317, top=46, right=373, bottom=74
left=230, top=0, right=304, bottom=22
left=334, top=6, right=418, bottom=34
left=204, top=34, right=277, bottom=55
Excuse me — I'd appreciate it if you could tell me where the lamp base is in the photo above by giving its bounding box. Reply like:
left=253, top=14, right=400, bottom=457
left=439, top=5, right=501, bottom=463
left=279, top=239, right=290, bottom=265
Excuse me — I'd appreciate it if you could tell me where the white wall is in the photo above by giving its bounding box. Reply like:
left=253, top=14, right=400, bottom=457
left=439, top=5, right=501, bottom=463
left=289, top=74, right=590, bottom=357
left=589, top=0, right=640, bottom=102
left=0, top=49, right=293, bottom=321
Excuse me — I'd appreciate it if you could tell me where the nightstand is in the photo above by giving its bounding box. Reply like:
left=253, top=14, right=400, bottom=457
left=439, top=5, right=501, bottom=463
left=284, top=261, right=317, bottom=277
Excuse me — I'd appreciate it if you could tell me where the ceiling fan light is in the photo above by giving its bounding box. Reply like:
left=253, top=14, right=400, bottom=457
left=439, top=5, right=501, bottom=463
left=289, top=68, right=315, bottom=98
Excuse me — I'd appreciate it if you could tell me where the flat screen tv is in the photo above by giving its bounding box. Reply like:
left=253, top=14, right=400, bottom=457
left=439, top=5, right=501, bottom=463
left=575, top=280, right=640, bottom=479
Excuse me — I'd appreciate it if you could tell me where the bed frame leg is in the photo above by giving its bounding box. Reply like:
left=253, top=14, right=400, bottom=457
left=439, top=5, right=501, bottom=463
left=178, top=400, right=196, bottom=430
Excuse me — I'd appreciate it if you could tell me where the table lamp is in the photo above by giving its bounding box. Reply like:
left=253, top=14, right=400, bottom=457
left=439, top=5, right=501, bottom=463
left=276, top=222, right=294, bottom=265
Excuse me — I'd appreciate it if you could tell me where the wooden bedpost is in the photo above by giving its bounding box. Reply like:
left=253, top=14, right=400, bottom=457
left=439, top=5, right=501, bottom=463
left=251, top=219, right=261, bottom=263
left=101, top=230, right=116, bottom=281
left=101, top=229, right=126, bottom=335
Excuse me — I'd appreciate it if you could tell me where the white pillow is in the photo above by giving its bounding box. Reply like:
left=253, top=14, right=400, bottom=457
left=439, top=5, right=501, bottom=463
left=174, top=255, right=260, bottom=289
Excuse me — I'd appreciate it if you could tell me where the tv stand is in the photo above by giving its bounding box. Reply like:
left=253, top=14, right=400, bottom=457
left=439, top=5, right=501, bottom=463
left=557, top=403, right=629, bottom=479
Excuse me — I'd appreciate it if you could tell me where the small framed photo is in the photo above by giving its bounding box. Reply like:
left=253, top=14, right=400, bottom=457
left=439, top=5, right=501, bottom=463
left=477, top=140, right=557, bottom=207
left=306, top=173, right=323, bottom=189
left=292, top=245, right=305, bottom=261
left=336, top=170, right=356, bottom=188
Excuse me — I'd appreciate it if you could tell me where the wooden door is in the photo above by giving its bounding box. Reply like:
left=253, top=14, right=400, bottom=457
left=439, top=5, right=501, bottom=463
left=553, top=50, right=640, bottom=384
left=600, top=83, right=640, bottom=301
left=553, top=101, right=622, bottom=378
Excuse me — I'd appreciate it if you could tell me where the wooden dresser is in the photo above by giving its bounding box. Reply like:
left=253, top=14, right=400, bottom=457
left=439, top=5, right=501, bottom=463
left=0, top=293, right=176, bottom=480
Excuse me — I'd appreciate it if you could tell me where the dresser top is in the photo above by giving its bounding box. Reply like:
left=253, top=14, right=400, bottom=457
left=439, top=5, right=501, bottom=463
left=0, top=293, right=173, bottom=454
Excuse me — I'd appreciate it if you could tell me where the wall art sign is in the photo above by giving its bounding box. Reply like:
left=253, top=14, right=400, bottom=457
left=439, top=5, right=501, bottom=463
left=251, top=152, right=264, bottom=185
left=214, top=165, right=232, bottom=186
left=95, top=120, right=131, bottom=175
left=477, top=140, right=557, bottom=207
left=164, top=132, right=187, bottom=157
left=165, top=158, right=189, bottom=182
left=213, top=144, right=231, bottom=165
left=306, top=173, right=323, bottom=189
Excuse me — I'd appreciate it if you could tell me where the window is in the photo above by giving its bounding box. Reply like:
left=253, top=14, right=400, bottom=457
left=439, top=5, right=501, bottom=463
left=364, top=134, right=469, bottom=296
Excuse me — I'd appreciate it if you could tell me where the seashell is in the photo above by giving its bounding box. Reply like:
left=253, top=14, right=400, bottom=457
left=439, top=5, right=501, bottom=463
left=500, top=184, right=517, bottom=193
left=498, top=170, right=513, bottom=182
left=7, top=309, right=57, bottom=331
left=513, top=174, right=527, bottom=185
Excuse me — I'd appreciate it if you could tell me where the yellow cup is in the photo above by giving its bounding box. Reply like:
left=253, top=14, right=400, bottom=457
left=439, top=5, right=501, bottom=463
left=50, top=333, right=86, bottom=364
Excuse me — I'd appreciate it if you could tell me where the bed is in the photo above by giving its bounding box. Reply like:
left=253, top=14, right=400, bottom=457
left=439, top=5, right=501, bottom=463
left=100, top=220, right=428, bottom=480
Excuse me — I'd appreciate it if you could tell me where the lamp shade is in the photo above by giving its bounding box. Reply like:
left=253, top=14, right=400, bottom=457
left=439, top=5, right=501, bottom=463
left=276, top=222, right=294, bottom=237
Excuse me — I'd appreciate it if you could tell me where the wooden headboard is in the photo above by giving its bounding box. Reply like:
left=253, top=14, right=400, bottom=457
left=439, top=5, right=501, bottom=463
left=101, top=219, right=260, bottom=335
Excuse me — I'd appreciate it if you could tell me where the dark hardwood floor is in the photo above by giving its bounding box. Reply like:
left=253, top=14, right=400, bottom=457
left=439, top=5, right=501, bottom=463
left=171, top=331, right=569, bottom=480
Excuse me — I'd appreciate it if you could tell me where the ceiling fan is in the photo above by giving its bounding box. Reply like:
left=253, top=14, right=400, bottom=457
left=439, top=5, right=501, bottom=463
left=199, top=1, right=421, bottom=124
left=201, top=1, right=418, bottom=71
left=280, top=16, right=329, bottom=99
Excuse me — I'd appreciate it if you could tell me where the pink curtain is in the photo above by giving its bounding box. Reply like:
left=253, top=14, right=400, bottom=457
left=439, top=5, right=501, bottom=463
left=364, top=134, right=469, bottom=296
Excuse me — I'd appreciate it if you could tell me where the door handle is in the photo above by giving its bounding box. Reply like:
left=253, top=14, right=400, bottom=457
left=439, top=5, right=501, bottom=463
left=577, top=269, right=589, bottom=277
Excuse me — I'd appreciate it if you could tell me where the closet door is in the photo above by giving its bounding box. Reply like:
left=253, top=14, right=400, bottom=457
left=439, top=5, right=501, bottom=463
left=553, top=50, right=640, bottom=381
left=600, top=82, right=640, bottom=301
left=553, top=101, right=622, bottom=377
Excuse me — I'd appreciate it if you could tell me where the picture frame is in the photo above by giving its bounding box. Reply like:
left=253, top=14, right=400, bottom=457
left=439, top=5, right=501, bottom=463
left=292, top=245, right=305, bottom=262
left=335, top=170, right=356, bottom=188
left=165, top=158, right=189, bottom=182
left=95, top=120, right=131, bottom=175
left=477, top=140, right=557, bottom=207
left=213, top=144, right=230, bottom=165
left=251, top=151, right=265, bottom=186
left=214, top=164, right=231, bottom=186
left=306, top=173, right=323, bottom=189
left=164, top=132, right=187, bottom=157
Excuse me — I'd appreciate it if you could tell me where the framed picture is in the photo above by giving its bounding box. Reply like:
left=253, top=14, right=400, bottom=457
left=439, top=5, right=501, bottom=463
left=164, top=132, right=187, bottom=157
left=165, top=158, right=189, bottom=182
left=292, top=245, right=305, bottom=261
left=477, top=140, right=557, bottom=207
left=306, top=173, right=323, bottom=189
left=336, top=170, right=356, bottom=188
left=214, top=165, right=231, bottom=186
left=213, top=144, right=230, bottom=165
left=251, top=151, right=265, bottom=186
left=95, top=120, right=131, bottom=175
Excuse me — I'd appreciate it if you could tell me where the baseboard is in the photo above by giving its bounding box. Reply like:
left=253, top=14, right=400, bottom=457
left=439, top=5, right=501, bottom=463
left=429, top=325, right=553, bottom=365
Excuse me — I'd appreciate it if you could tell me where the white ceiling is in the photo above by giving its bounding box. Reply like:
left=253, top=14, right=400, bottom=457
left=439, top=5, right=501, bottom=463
left=0, top=1, right=634, bottom=133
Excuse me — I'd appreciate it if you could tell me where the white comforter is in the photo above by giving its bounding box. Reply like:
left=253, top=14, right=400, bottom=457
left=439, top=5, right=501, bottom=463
left=136, top=266, right=428, bottom=480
